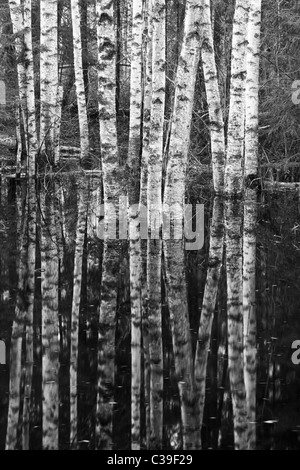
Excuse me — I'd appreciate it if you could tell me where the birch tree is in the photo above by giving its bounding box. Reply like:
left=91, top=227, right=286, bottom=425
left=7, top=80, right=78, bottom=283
left=244, top=0, right=261, bottom=181
left=163, top=0, right=203, bottom=450
left=8, top=0, right=38, bottom=175
left=199, top=0, right=225, bottom=193
left=147, top=0, right=166, bottom=450
left=224, top=1, right=249, bottom=194
left=140, top=0, right=153, bottom=449
left=71, top=0, right=90, bottom=164
left=40, top=0, right=58, bottom=153
left=126, top=0, right=143, bottom=450
left=95, top=0, right=120, bottom=450
left=243, top=0, right=262, bottom=449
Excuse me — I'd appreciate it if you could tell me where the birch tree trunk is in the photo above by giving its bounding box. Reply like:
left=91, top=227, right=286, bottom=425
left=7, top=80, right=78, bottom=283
left=23, top=0, right=38, bottom=176
left=225, top=199, right=248, bottom=450
left=8, top=0, right=28, bottom=151
left=40, top=185, right=60, bottom=450
left=244, top=0, right=262, bottom=180
left=224, top=1, right=249, bottom=194
left=71, top=0, right=90, bottom=165
left=95, top=0, right=120, bottom=450
left=127, top=0, right=143, bottom=450
left=163, top=0, right=202, bottom=450
left=40, top=0, right=58, bottom=153
left=199, top=0, right=225, bottom=193
left=243, top=0, right=261, bottom=449
left=146, top=0, right=165, bottom=450
left=194, top=197, right=224, bottom=440
left=70, top=181, right=87, bottom=448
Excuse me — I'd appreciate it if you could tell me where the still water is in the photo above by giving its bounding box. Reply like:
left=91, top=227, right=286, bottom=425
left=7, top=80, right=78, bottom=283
left=1, top=173, right=300, bottom=450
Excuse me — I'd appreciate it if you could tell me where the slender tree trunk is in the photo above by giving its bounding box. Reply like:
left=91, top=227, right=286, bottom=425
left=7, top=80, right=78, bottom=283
left=199, top=0, right=225, bottom=193
left=40, top=0, right=58, bottom=153
left=71, top=0, right=90, bottom=164
left=40, top=184, right=60, bottom=450
left=146, top=0, right=166, bottom=450
left=225, top=199, right=248, bottom=450
left=23, top=0, right=38, bottom=176
left=8, top=0, right=28, bottom=151
left=95, top=0, right=120, bottom=450
left=194, top=197, right=224, bottom=440
left=163, top=0, right=203, bottom=450
left=70, top=180, right=87, bottom=448
left=244, top=0, right=262, bottom=180
left=126, top=0, right=143, bottom=451
left=140, top=0, right=153, bottom=448
left=242, top=0, right=261, bottom=450
left=224, top=1, right=249, bottom=194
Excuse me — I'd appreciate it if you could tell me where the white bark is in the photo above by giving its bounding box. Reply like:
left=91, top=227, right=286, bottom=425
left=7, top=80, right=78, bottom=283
left=245, top=0, right=262, bottom=179
left=127, top=0, right=143, bottom=451
left=40, top=0, right=58, bottom=150
left=163, top=0, right=203, bottom=450
left=199, top=0, right=225, bottom=193
left=147, top=0, right=165, bottom=449
left=224, top=1, right=249, bottom=194
left=71, top=0, right=90, bottom=163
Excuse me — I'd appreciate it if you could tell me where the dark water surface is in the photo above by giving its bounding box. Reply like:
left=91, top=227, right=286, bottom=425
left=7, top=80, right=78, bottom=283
left=1, top=173, right=300, bottom=450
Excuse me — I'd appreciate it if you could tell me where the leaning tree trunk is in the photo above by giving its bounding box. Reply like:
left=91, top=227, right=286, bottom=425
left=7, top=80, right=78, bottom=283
left=40, top=184, right=60, bottom=450
left=225, top=199, right=248, bottom=450
left=224, top=0, right=249, bottom=194
left=126, top=0, right=143, bottom=451
left=243, top=0, right=262, bottom=449
left=194, top=197, right=224, bottom=442
left=95, top=0, right=120, bottom=450
left=146, top=0, right=166, bottom=450
left=199, top=0, right=225, bottom=193
left=40, top=0, right=58, bottom=154
left=71, top=0, right=90, bottom=165
left=163, top=0, right=203, bottom=450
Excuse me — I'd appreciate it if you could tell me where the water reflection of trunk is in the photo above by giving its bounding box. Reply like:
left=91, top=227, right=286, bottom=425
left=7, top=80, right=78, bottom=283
left=40, top=183, right=60, bottom=450
left=195, top=198, right=224, bottom=443
left=70, top=180, right=87, bottom=448
left=22, top=177, right=37, bottom=449
left=164, top=239, right=200, bottom=450
left=243, top=188, right=257, bottom=449
left=5, top=186, right=28, bottom=450
left=225, top=199, right=248, bottom=450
